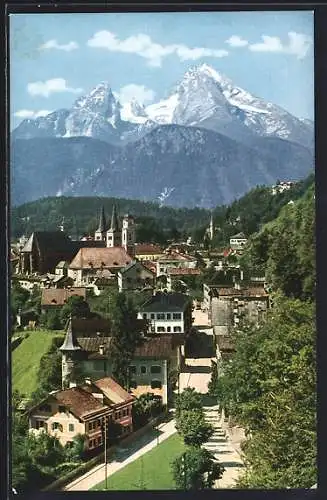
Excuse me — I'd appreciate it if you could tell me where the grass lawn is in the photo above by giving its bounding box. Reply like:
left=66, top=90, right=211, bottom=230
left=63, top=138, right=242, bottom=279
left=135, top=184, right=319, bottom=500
left=12, top=329, right=64, bottom=397
left=92, top=433, right=186, bottom=491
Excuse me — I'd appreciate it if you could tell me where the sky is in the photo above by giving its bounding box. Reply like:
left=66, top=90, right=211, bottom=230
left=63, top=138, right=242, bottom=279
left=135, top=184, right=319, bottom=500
left=9, top=11, right=314, bottom=129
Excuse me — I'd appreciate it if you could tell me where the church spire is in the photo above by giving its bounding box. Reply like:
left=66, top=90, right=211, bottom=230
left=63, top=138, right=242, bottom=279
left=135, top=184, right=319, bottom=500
left=209, top=212, right=214, bottom=240
left=96, top=206, right=107, bottom=233
left=110, top=204, right=119, bottom=231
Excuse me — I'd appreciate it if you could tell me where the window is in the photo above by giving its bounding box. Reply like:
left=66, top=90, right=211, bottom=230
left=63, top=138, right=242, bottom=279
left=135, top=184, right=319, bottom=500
left=143, top=313, right=147, bottom=319
left=130, top=380, right=137, bottom=389
left=51, top=422, right=62, bottom=431
left=130, top=365, right=137, bottom=374
left=173, top=326, right=182, bottom=333
left=39, top=404, right=51, bottom=413
left=89, top=439, right=94, bottom=449
left=140, top=366, right=147, bottom=374
left=35, top=420, right=45, bottom=430
left=157, top=313, right=165, bottom=320
left=58, top=405, right=66, bottom=413
left=68, top=423, right=74, bottom=432
left=88, top=421, right=96, bottom=431
left=151, top=365, right=161, bottom=374
left=151, top=380, right=162, bottom=389
left=173, top=313, right=182, bottom=320
left=150, top=314, right=155, bottom=319
left=166, top=313, right=171, bottom=320
left=167, top=326, right=171, bottom=333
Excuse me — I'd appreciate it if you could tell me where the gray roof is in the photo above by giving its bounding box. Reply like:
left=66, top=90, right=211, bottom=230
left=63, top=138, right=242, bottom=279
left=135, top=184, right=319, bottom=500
left=140, top=292, right=190, bottom=313
left=230, top=232, right=247, bottom=239
left=120, top=260, right=154, bottom=275
left=59, top=316, right=82, bottom=351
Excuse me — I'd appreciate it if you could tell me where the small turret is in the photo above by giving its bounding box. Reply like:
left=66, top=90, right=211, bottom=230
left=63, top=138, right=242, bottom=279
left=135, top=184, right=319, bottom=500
left=59, top=316, right=81, bottom=389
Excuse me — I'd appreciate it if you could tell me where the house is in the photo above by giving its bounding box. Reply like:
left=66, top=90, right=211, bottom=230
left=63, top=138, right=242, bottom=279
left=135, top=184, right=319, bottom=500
left=229, top=232, right=248, bottom=250
left=129, top=335, right=183, bottom=404
left=156, top=252, right=197, bottom=277
left=210, top=284, right=270, bottom=329
left=28, top=376, right=134, bottom=450
left=41, top=287, right=87, bottom=311
left=134, top=243, right=164, bottom=261
left=68, top=247, right=133, bottom=286
left=137, top=292, right=192, bottom=335
left=118, top=261, right=155, bottom=292
left=55, top=261, right=69, bottom=277
left=59, top=318, right=182, bottom=405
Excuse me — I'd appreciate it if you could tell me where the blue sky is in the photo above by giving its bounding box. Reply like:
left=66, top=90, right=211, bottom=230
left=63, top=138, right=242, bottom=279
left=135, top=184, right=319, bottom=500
left=9, top=11, right=314, bottom=129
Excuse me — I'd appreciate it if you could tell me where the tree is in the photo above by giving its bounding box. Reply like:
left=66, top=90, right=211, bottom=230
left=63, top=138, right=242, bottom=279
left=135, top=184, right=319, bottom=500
left=43, top=309, right=62, bottom=330
left=60, top=295, right=91, bottom=325
left=110, top=293, right=143, bottom=389
left=176, top=409, right=214, bottom=447
left=175, top=387, right=203, bottom=417
left=64, top=434, right=87, bottom=462
left=172, top=447, right=225, bottom=490
left=26, top=431, right=65, bottom=469
left=210, top=297, right=316, bottom=488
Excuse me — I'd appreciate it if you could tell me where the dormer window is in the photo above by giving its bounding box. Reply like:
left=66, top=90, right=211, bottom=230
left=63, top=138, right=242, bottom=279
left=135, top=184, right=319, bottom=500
left=51, top=299, right=57, bottom=304
left=113, top=261, right=119, bottom=266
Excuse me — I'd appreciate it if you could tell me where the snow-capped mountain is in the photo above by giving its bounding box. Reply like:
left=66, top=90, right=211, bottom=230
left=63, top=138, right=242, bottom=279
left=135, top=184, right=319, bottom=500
left=145, top=64, right=313, bottom=148
left=12, top=63, right=313, bottom=149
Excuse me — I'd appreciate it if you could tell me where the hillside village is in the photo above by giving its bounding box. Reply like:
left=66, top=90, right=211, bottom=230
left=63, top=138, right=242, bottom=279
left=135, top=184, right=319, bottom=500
left=11, top=179, right=316, bottom=492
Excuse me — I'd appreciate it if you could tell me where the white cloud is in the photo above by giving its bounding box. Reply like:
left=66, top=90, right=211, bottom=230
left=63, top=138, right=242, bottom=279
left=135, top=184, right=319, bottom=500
left=225, top=35, right=248, bottom=47
left=114, top=84, right=155, bottom=104
left=249, top=31, right=312, bottom=59
left=27, top=78, right=83, bottom=97
left=87, top=30, right=228, bottom=67
left=14, top=109, right=52, bottom=119
left=39, top=39, right=79, bottom=52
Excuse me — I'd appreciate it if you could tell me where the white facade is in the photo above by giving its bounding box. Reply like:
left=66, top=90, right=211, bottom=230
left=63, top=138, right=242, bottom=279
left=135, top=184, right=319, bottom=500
left=138, top=310, right=184, bottom=334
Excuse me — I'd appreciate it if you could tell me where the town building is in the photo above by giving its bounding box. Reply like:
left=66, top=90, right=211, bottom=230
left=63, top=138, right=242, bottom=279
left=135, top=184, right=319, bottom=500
left=134, top=243, right=164, bottom=261
left=117, top=261, right=155, bottom=292
left=166, top=268, right=201, bottom=292
left=67, top=247, right=132, bottom=286
left=137, top=292, right=192, bottom=335
left=59, top=317, right=182, bottom=405
left=156, top=251, right=197, bottom=277
left=28, top=377, right=134, bottom=450
left=229, top=232, right=248, bottom=250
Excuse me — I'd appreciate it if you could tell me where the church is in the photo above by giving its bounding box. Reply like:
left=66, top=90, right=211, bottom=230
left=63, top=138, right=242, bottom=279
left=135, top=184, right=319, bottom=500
left=94, top=205, right=136, bottom=258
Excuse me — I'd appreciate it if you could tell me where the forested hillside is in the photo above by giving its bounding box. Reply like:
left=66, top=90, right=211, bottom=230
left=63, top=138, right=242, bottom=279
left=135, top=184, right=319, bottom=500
left=209, top=182, right=316, bottom=488
left=11, top=173, right=314, bottom=246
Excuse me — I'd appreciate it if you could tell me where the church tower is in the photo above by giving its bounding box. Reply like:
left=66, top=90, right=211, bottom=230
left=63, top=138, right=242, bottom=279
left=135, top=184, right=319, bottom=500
left=122, top=214, right=135, bottom=257
left=106, top=204, right=122, bottom=248
left=59, top=316, right=81, bottom=389
left=94, top=206, right=107, bottom=242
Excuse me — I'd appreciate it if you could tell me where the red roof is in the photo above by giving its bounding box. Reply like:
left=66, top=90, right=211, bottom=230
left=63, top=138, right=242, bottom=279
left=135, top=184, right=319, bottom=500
left=135, top=244, right=163, bottom=255
left=69, top=247, right=132, bottom=269
left=93, top=377, right=134, bottom=404
left=41, top=287, right=86, bottom=306
left=52, top=387, right=106, bottom=419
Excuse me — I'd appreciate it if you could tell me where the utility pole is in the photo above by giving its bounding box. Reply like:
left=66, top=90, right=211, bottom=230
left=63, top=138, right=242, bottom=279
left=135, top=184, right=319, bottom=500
left=182, top=452, right=187, bottom=490
left=103, top=416, right=108, bottom=490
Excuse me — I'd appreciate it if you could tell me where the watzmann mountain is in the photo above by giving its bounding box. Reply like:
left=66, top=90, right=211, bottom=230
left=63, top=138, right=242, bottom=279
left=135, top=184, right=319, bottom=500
left=11, top=64, right=314, bottom=208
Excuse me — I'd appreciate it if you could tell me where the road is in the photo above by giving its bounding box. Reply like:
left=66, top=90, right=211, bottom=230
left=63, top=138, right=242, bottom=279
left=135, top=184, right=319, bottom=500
left=64, top=419, right=177, bottom=491
left=65, top=307, right=244, bottom=490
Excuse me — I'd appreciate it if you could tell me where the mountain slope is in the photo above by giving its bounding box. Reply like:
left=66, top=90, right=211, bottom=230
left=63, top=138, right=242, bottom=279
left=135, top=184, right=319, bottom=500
left=12, top=64, right=313, bottom=149
left=11, top=125, right=313, bottom=208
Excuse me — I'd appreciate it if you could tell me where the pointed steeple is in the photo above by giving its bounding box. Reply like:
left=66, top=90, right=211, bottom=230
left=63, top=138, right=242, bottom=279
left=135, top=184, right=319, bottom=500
left=59, top=315, right=81, bottom=351
left=110, top=204, right=119, bottom=231
left=96, top=206, right=107, bottom=233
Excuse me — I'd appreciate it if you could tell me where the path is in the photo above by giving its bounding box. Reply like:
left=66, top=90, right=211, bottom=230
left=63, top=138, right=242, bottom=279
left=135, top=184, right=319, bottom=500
left=203, top=405, right=245, bottom=488
left=64, top=419, right=176, bottom=491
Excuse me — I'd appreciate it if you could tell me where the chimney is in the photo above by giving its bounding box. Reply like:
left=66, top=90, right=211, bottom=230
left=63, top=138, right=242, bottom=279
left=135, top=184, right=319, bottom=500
left=85, top=377, right=92, bottom=385
left=99, top=344, right=104, bottom=355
